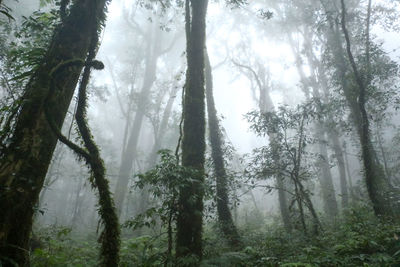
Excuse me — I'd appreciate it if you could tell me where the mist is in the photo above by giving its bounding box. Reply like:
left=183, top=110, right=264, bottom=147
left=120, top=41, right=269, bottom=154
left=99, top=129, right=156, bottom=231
left=1, top=0, right=400, bottom=266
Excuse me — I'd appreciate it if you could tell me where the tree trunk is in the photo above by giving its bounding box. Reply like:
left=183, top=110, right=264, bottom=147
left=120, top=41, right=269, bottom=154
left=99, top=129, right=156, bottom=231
left=114, top=23, right=162, bottom=216
left=339, top=0, right=392, bottom=217
left=204, top=48, right=241, bottom=249
left=232, top=60, right=292, bottom=232
left=148, top=84, right=180, bottom=168
left=315, top=127, right=339, bottom=217
left=276, top=174, right=292, bottom=231
left=302, top=26, right=349, bottom=210
left=176, top=0, right=208, bottom=261
left=0, top=1, right=110, bottom=265
left=327, top=131, right=349, bottom=208
left=288, top=32, right=338, bottom=217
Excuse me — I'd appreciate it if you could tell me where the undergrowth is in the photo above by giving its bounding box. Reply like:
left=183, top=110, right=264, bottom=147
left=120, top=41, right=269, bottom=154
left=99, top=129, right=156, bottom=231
left=31, top=205, right=400, bottom=266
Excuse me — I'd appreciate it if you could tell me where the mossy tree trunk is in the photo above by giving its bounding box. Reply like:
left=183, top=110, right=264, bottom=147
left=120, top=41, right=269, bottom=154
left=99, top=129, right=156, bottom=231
left=176, top=0, right=208, bottom=261
left=339, top=0, right=393, bottom=217
left=320, top=0, right=392, bottom=216
left=0, top=1, right=111, bottom=266
left=204, top=48, right=241, bottom=249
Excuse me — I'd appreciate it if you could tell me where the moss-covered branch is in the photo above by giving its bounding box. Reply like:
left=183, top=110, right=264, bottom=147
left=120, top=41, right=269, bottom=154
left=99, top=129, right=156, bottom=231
left=45, top=25, right=120, bottom=267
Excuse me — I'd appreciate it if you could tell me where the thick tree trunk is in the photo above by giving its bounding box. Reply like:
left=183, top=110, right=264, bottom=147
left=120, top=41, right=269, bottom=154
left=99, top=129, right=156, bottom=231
left=204, top=49, right=241, bottom=249
left=176, top=0, right=208, bottom=260
left=0, top=1, right=110, bottom=265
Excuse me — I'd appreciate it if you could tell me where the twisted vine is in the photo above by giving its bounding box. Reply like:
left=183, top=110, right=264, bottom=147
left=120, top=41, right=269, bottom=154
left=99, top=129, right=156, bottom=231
left=44, top=27, right=120, bottom=267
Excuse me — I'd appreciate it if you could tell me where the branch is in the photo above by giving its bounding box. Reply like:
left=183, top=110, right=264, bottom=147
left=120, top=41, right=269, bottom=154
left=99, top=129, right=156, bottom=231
left=105, top=57, right=127, bottom=117
left=340, top=0, right=364, bottom=97
left=232, top=59, right=263, bottom=93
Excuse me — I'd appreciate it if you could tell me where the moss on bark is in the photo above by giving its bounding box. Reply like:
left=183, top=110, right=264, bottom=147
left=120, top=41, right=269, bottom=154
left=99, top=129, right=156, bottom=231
left=176, top=0, right=208, bottom=261
left=0, top=1, right=112, bottom=265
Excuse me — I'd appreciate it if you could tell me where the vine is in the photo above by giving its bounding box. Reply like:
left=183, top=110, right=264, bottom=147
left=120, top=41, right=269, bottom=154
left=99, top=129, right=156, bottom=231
left=44, top=19, right=120, bottom=267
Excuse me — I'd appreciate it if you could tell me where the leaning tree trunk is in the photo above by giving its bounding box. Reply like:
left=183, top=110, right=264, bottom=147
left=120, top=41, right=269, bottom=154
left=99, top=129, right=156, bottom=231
left=302, top=27, right=349, bottom=209
left=339, top=0, right=392, bottom=217
left=0, top=1, right=111, bottom=266
left=114, top=23, right=161, bottom=216
left=204, top=48, right=241, bottom=249
left=176, top=0, right=208, bottom=261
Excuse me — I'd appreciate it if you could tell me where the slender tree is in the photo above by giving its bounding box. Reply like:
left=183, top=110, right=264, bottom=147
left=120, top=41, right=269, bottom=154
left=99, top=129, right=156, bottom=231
left=114, top=19, right=162, bottom=216
left=204, top=48, right=241, bottom=249
left=340, top=0, right=392, bottom=216
left=232, top=59, right=292, bottom=231
left=287, top=32, right=338, bottom=218
left=176, top=0, right=208, bottom=260
left=0, top=1, right=113, bottom=265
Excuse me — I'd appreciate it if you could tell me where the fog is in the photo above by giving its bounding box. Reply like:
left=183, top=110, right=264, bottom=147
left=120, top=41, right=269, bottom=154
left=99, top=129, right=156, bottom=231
left=1, top=0, right=400, bottom=265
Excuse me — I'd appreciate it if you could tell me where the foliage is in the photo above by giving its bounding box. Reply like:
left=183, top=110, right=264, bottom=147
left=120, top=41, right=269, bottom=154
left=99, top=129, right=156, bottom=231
left=30, top=227, right=165, bottom=266
left=245, top=103, right=322, bottom=234
left=7, top=9, right=58, bottom=84
left=200, top=204, right=400, bottom=266
left=30, top=226, right=99, bottom=266
left=30, top=206, right=400, bottom=266
left=120, top=235, right=164, bottom=266
left=0, top=3, right=14, bottom=21
left=124, top=149, right=211, bottom=264
left=125, top=149, right=204, bottom=230
left=0, top=8, right=59, bottom=151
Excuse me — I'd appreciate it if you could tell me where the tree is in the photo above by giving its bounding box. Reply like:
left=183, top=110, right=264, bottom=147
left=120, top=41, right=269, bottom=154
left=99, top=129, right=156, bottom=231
left=0, top=1, right=116, bottom=265
left=175, top=0, right=208, bottom=261
left=287, top=31, right=339, bottom=218
left=205, top=48, right=241, bottom=249
left=232, top=58, right=292, bottom=231
left=247, top=104, right=322, bottom=235
left=338, top=0, right=393, bottom=217
left=113, top=13, right=163, bottom=216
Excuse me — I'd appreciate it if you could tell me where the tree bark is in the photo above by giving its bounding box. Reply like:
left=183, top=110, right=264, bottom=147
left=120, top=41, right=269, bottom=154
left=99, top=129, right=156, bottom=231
left=0, top=1, right=111, bottom=265
left=176, top=0, right=208, bottom=261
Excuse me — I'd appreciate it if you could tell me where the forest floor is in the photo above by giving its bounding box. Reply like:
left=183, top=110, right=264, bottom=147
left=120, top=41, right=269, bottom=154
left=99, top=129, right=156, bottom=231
left=31, top=204, right=400, bottom=266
